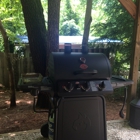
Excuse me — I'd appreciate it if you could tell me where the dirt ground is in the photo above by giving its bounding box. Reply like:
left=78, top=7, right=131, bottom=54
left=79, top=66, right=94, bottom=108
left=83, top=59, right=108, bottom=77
left=0, top=90, right=126, bottom=134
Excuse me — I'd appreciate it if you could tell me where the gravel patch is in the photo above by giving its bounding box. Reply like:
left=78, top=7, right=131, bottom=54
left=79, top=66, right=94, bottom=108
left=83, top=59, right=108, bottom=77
left=0, top=120, right=140, bottom=140
left=107, top=120, right=140, bottom=140
left=0, top=130, right=46, bottom=140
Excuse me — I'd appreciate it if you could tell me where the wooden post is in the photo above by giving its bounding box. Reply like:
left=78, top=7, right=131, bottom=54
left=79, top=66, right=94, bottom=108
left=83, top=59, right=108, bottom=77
left=126, top=0, right=140, bottom=119
left=118, top=0, right=136, bottom=19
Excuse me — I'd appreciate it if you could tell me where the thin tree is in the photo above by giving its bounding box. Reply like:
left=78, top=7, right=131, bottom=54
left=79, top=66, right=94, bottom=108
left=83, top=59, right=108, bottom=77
left=82, top=0, right=93, bottom=52
left=0, top=20, right=16, bottom=107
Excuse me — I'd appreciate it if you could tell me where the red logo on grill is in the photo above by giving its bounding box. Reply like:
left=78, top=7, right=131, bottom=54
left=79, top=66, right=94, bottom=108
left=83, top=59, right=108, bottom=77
left=80, top=64, right=88, bottom=69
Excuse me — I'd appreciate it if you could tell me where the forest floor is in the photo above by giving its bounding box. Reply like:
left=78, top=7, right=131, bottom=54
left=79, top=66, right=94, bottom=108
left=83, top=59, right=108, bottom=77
left=0, top=89, right=126, bottom=134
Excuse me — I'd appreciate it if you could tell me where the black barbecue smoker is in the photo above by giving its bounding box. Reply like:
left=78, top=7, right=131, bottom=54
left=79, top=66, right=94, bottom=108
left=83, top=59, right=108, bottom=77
left=18, top=46, right=133, bottom=140
left=47, top=50, right=113, bottom=140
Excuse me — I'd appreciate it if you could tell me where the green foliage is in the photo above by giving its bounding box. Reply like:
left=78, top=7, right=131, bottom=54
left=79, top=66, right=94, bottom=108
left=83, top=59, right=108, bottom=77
left=64, top=0, right=79, bottom=24
left=60, top=19, right=81, bottom=35
left=41, top=0, right=48, bottom=25
left=60, top=0, right=82, bottom=35
left=90, top=0, right=134, bottom=76
left=0, top=0, right=26, bottom=52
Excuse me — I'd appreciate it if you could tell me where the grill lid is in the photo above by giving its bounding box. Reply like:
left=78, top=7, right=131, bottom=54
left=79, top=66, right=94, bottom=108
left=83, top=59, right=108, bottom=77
left=48, top=52, right=111, bottom=82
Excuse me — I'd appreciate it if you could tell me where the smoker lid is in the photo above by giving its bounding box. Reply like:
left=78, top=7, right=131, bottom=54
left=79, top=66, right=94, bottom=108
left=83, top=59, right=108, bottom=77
left=48, top=52, right=111, bottom=82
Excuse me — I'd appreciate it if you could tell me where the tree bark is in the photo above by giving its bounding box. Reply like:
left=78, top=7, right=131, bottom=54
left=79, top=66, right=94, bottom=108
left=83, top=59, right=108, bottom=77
left=82, top=0, right=92, bottom=53
left=47, top=0, right=60, bottom=53
left=20, top=0, right=47, bottom=76
left=0, top=20, right=16, bottom=107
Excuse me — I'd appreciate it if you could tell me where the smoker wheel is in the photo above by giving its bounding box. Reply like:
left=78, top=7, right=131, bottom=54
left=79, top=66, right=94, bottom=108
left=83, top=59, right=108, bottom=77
left=40, top=123, right=48, bottom=138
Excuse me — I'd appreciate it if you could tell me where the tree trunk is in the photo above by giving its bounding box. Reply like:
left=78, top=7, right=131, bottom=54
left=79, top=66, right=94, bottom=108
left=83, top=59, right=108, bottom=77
left=20, top=0, right=47, bottom=77
left=0, top=20, right=16, bottom=108
left=47, top=0, right=60, bottom=53
left=82, top=0, right=92, bottom=53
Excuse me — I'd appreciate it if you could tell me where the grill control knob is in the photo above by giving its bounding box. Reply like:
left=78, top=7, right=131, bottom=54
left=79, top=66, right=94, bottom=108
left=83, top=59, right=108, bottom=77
left=80, top=81, right=90, bottom=91
left=98, top=81, right=105, bottom=91
left=62, top=82, right=74, bottom=92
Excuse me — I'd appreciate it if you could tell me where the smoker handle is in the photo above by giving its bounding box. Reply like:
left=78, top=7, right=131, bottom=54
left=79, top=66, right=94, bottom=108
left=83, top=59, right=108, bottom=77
left=74, top=70, right=98, bottom=75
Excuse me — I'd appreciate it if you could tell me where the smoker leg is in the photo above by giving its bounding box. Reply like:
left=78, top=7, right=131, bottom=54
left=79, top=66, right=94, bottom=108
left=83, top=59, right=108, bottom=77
left=40, top=123, right=48, bottom=138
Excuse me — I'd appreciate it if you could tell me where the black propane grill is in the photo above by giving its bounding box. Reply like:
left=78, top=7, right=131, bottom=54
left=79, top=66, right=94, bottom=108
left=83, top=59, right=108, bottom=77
left=18, top=50, right=133, bottom=140
left=48, top=52, right=113, bottom=140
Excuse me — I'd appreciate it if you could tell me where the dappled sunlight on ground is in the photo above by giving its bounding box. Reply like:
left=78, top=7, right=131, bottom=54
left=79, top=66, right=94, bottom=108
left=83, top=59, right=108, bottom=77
left=16, top=100, right=32, bottom=104
left=0, top=90, right=125, bottom=135
left=5, top=100, right=32, bottom=105
left=0, top=90, right=48, bottom=134
left=5, top=101, right=10, bottom=105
